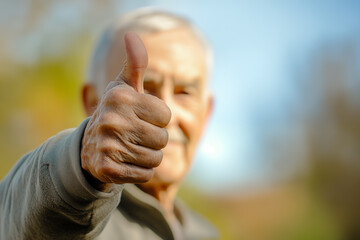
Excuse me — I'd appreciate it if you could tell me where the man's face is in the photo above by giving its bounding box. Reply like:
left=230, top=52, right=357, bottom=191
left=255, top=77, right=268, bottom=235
left=106, top=28, right=212, bottom=185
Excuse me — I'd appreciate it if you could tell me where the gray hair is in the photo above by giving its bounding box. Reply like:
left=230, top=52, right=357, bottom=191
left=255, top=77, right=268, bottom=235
left=86, top=8, right=213, bottom=95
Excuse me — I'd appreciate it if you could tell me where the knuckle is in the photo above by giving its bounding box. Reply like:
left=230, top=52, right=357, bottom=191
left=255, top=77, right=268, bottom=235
left=136, top=169, right=154, bottom=183
left=104, top=88, right=120, bottom=103
left=119, top=149, right=136, bottom=163
left=151, top=150, right=163, bottom=167
left=156, top=101, right=172, bottom=127
left=128, top=123, right=145, bottom=144
left=96, top=160, right=115, bottom=179
left=105, top=87, right=135, bottom=106
left=163, top=104, right=172, bottom=125
left=157, top=128, right=169, bottom=149
left=119, top=165, right=132, bottom=179
left=98, top=111, right=117, bottom=126
left=120, top=89, right=136, bottom=104
left=96, top=142, right=113, bottom=156
left=119, top=165, right=152, bottom=183
left=96, top=113, right=127, bottom=137
left=96, top=123, right=114, bottom=140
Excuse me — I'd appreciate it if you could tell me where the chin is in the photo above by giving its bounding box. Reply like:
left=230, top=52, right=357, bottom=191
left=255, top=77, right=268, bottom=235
left=151, top=156, right=189, bottom=185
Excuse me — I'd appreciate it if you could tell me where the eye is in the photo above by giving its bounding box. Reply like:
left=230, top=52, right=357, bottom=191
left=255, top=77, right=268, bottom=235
left=176, top=89, right=190, bottom=95
left=174, top=86, right=193, bottom=96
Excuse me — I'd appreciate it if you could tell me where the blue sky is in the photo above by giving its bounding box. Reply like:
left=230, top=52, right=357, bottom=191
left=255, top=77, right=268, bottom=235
left=122, top=1, right=360, bottom=192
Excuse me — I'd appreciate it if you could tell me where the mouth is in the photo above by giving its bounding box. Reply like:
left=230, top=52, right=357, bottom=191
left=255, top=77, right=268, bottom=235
left=167, top=129, right=186, bottom=145
left=165, top=128, right=187, bottom=150
left=163, top=140, right=184, bottom=158
left=166, top=140, right=184, bottom=147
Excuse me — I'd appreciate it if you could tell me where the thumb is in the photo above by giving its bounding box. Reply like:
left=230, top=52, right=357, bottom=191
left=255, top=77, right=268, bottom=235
left=117, top=32, right=148, bottom=93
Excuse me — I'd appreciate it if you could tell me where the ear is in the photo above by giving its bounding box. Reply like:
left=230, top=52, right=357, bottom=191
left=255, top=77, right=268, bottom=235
left=82, top=83, right=99, bottom=116
left=205, top=92, right=214, bottom=122
left=197, top=92, right=214, bottom=140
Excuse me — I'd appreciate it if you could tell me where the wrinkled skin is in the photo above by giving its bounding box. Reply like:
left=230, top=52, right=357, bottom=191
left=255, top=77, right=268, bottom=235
left=81, top=28, right=213, bottom=208
left=81, top=32, right=171, bottom=191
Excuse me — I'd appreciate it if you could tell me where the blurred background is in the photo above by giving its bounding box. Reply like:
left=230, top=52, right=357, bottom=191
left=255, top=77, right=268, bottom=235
left=1, top=0, right=360, bottom=239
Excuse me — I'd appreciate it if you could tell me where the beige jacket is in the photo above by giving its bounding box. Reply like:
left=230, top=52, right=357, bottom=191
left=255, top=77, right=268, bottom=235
left=0, top=119, right=217, bottom=240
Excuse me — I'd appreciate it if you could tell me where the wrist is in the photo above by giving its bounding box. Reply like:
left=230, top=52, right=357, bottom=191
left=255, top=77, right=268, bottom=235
left=81, top=168, right=112, bottom=192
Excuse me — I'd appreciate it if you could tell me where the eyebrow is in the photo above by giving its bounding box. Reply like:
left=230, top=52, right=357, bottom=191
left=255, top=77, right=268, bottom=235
left=144, top=70, right=202, bottom=89
left=175, top=78, right=201, bottom=89
left=144, top=71, right=162, bottom=84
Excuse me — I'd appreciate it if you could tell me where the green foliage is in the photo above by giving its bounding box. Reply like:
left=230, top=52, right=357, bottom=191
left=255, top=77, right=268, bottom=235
left=178, top=184, right=238, bottom=240
left=280, top=194, right=342, bottom=240
left=0, top=35, right=92, bottom=178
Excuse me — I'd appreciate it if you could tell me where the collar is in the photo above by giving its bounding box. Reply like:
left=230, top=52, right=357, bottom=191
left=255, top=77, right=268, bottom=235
left=120, top=184, right=218, bottom=240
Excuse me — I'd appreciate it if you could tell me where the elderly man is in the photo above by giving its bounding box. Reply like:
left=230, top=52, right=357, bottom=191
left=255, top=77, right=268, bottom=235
left=0, top=8, right=216, bottom=240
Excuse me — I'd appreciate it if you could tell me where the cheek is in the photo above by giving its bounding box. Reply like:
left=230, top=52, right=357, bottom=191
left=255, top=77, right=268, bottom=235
left=181, top=102, right=207, bottom=143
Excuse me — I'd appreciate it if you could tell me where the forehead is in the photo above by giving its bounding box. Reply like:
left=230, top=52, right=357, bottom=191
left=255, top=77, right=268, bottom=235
left=106, top=28, right=208, bottom=84
left=140, top=28, right=206, bottom=63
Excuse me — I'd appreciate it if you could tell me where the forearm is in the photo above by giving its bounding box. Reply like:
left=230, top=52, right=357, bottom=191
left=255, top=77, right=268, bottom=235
left=0, top=119, right=123, bottom=240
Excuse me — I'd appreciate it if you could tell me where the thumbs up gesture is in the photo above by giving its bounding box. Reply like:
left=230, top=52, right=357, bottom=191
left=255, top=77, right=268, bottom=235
left=81, top=32, right=171, bottom=191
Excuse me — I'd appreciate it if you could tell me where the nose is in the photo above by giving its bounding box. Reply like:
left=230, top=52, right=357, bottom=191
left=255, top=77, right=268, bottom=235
left=161, top=93, right=189, bottom=145
left=161, top=89, right=192, bottom=138
left=157, top=81, right=192, bottom=131
left=161, top=90, right=177, bottom=127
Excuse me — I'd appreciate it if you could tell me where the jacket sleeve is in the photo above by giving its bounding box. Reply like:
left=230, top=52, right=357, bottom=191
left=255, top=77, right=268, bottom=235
left=0, top=118, right=124, bottom=240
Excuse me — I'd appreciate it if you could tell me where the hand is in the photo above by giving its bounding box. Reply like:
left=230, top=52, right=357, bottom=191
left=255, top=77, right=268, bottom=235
left=81, top=32, right=171, bottom=191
